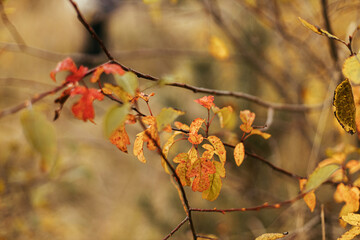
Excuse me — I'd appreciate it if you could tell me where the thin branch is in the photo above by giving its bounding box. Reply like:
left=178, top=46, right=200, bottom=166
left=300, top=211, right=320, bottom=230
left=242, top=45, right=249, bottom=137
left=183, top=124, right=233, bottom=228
left=321, top=0, right=339, bottom=62
left=137, top=118, right=197, bottom=240
left=190, top=191, right=307, bottom=213
left=68, top=0, right=114, bottom=60
left=0, top=1, right=26, bottom=50
left=162, top=217, right=189, bottom=240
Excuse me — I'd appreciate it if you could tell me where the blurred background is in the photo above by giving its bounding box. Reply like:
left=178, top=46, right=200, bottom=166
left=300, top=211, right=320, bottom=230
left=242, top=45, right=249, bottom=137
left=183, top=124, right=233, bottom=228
left=1, top=0, right=360, bottom=239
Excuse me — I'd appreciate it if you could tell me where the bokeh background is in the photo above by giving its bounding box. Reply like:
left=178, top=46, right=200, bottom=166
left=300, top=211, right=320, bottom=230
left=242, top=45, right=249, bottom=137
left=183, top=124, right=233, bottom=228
left=1, top=0, right=360, bottom=239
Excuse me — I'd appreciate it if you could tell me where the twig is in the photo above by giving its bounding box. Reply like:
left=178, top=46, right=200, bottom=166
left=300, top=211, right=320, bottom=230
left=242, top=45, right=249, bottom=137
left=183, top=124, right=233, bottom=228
left=321, top=204, right=326, bottom=240
left=162, top=217, right=189, bottom=240
left=0, top=1, right=26, bottom=50
left=68, top=0, right=114, bottom=60
left=321, top=0, right=339, bottom=62
left=190, top=191, right=307, bottom=213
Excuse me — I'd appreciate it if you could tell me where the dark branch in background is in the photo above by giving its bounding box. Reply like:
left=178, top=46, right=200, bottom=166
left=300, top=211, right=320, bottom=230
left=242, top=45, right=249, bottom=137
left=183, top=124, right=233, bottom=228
left=0, top=1, right=26, bottom=50
left=68, top=0, right=114, bottom=61
left=137, top=119, right=197, bottom=240
left=321, top=0, right=338, bottom=62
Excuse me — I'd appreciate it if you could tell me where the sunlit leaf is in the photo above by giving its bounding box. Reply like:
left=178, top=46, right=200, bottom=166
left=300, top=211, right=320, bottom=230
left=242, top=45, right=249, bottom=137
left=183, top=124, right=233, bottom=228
left=50, top=57, right=88, bottom=84
left=202, top=144, right=215, bottom=160
left=187, top=157, right=216, bottom=192
left=214, top=106, right=236, bottom=129
left=114, top=71, right=139, bottom=96
left=102, top=83, right=132, bottom=102
left=109, top=125, right=130, bottom=153
left=202, top=161, right=223, bottom=201
left=341, top=213, right=360, bottom=226
left=208, top=136, right=226, bottom=165
left=133, top=131, right=146, bottom=163
left=239, top=110, right=255, bottom=133
left=299, top=179, right=316, bottom=212
left=298, top=17, right=340, bottom=40
left=343, top=55, right=360, bottom=84
left=174, top=121, right=190, bottom=131
left=142, top=116, right=160, bottom=151
left=188, top=146, right=198, bottom=165
left=304, top=164, right=339, bottom=192
left=346, top=160, right=360, bottom=174
left=70, top=86, right=104, bottom=123
left=188, top=118, right=205, bottom=145
left=209, top=36, right=230, bottom=60
left=250, top=129, right=271, bottom=139
left=194, top=95, right=215, bottom=110
left=103, top=104, right=130, bottom=138
left=255, top=232, right=288, bottom=240
left=173, top=152, right=191, bottom=186
left=21, top=109, right=57, bottom=172
left=156, top=107, right=185, bottom=131
left=337, top=226, right=360, bottom=240
left=234, top=142, right=245, bottom=167
left=162, top=131, right=183, bottom=174
left=333, top=79, right=356, bottom=134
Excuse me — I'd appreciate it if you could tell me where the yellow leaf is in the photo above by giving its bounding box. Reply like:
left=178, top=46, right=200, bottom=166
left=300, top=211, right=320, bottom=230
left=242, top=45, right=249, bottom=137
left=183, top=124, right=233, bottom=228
left=234, top=142, right=245, bottom=167
left=162, top=131, right=183, bottom=174
left=346, top=160, right=360, bottom=174
left=341, top=213, right=360, bottom=226
left=337, top=226, right=360, bottom=240
left=250, top=129, right=271, bottom=139
left=133, top=131, right=146, bottom=163
left=207, top=136, right=226, bottom=165
left=209, top=36, right=230, bottom=60
left=333, top=79, right=356, bottom=134
left=214, top=106, right=236, bottom=129
left=298, top=17, right=340, bottom=40
left=255, top=232, right=288, bottom=240
left=343, top=55, right=360, bottom=84
left=299, top=179, right=316, bottom=212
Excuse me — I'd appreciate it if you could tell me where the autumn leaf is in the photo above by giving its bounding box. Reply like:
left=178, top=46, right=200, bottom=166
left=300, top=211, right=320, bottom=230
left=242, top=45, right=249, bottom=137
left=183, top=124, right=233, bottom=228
left=255, top=232, right=288, bottom=240
left=187, top=157, right=216, bottom=192
left=50, top=57, right=88, bottom=84
left=156, top=107, right=185, bottom=131
left=90, top=63, right=125, bottom=83
left=207, top=135, right=226, bottom=165
left=298, top=17, right=340, bottom=40
left=109, top=125, right=130, bottom=153
left=174, top=121, right=190, bottom=131
left=115, top=71, right=139, bottom=96
left=249, top=129, right=271, bottom=139
left=234, top=142, right=245, bottom=167
left=194, top=95, right=215, bottom=110
left=102, top=83, right=132, bottom=102
left=188, top=118, right=205, bottom=145
left=133, top=131, right=146, bottom=163
left=142, top=116, right=160, bottom=151
left=239, top=110, right=255, bottom=133
left=162, top=131, right=183, bottom=174
left=173, top=152, right=192, bottom=186
left=70, top=86, right=104, bottom=122
left=103, top=104, right=130, bottom=138
left=304, top=164, right=339, bottom=192
left=341, top=213, right=360, bottom=226
left=343, top=55, right=360, bottom=85
left=202, top=144, right=215, bottom=160
left=214, top=105, right=236, bottom=129
left=337, top=226, right=360, bottom=240
left=202, top=161, right=224, bottom=201
left=299, top=179, right=316, bottom=212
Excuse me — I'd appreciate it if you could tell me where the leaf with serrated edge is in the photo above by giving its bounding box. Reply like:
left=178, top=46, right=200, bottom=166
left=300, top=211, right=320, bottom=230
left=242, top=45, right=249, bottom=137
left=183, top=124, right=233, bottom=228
left=255, top=232, right=288, bottom=240
left=333, top=79, right=356, bottom=134
left=208, top=136, right=226, bottom=165
left=234, top=142, right=245, bottom=167
left=304, top=164, right=339, bottom=192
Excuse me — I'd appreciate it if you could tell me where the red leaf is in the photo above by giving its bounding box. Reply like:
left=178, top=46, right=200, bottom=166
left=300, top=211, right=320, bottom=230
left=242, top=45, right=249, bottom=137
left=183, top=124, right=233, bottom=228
left=194, top=95, right=215, bottom=109
left=90, top=63, right=125, bottom=83
left=188, top=118, right=205, bottom=145
left=50, top=57, right=88, bottom=84
left=70, top=86, right=104, bottom=122
left=187, top=157, right=216, bottom=192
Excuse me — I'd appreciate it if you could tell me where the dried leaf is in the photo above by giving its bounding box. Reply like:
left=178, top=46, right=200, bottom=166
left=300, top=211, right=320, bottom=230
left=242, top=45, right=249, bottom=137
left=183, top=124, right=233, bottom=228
left=341, top=213, right=360, bottom=226
left=255, top=232, right=288, bottom=240
left=343, top=55, right=360, bottom=84
left=234, top=142, right=245, bottom=167
left=337, top=226, right=360, bottom=240
left=174, top=121, right=190, bottom=131
left=173, top=153, right=191, bottom=186
left=202, top=144, right=215, bottom=160
left=70, top=86, right=104, bottom=122
left=109, top=125, right=130, bottom=153
left=133, top=131, right=146, bottom=163
left=194, top=95, right=215, bottom=110
left=188, top=118, right=205, bottom=145
left=208, top=136, right=226, bottom=165
left=333, top=79, right=356, bottom=134
left=298, top=17, right=340, bottom=40
left=187, top=157, right=216, bottom=192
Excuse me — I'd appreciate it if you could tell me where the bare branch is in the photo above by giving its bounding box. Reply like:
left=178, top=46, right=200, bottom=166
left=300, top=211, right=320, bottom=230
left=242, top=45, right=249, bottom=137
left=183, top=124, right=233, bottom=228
left=162, top=217, right=189, bottom=240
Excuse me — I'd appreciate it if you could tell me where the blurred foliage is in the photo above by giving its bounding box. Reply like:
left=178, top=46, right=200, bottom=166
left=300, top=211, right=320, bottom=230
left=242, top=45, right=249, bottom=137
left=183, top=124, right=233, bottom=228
left=1, top=0, right=360, bottom=239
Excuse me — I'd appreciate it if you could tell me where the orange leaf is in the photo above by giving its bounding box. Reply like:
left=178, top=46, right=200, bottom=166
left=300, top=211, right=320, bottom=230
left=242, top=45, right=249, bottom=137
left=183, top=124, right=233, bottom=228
left=299, top=179, right=316, bottom=212
left=202, top=144, right=215, bottom=160
left=188, top=118, right=205, bottom=144
left=187, top=157, right=216, bottom=192
left=194, top=95, right=215, bottom=110
left=50, top=57, right=88, bottom=84
left=133, top=131, right=146, bottom=163
left=90, top=63, right=125, bottom=83
left=142, top=116, right=160, bottom=151
left=70, top=86, right=104, bottom=122
left=239, top=110, right=255, bottom=133
left=109, top=124, right=130, bottom=153
left=234, top=142, right=245, bottom=167
left=207, top=136, right=226, bottom=165
left=174, top=121, right=190, bottom=131
left=174, top=152, right=192, bottom=186
left=249, top=129, right=271, bottom=139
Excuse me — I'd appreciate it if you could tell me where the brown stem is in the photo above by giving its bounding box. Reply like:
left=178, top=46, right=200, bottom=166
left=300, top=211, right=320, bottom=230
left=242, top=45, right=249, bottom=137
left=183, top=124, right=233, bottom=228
left=320, top=0, right=339, bottom=62
left=162, top=217, right=189, bottom=240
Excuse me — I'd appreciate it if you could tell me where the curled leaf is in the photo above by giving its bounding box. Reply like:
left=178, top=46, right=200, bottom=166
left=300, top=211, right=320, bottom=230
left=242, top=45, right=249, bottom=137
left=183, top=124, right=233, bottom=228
left=50, top=57, right=88, bottom=84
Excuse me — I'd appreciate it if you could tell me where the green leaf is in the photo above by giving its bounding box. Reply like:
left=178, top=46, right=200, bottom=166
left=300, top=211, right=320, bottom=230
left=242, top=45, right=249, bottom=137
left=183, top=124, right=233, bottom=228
left=333, top=79, right=356, bottom=134
left=21, top=109, right=57, bottom=170
left=156, top=107, right=185, bottom=131
left=114, top=71, right=139, bottom=96
left=304, top=164, right=340, bottom=192
left=343, top=55, right=360, bottom=84
left=103, top=104, right=130, bottom=137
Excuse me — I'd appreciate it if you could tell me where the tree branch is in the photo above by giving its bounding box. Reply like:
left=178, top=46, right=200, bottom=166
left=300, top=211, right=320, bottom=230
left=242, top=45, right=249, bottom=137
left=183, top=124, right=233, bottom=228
left=162, top=217, right=189, bottom=240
